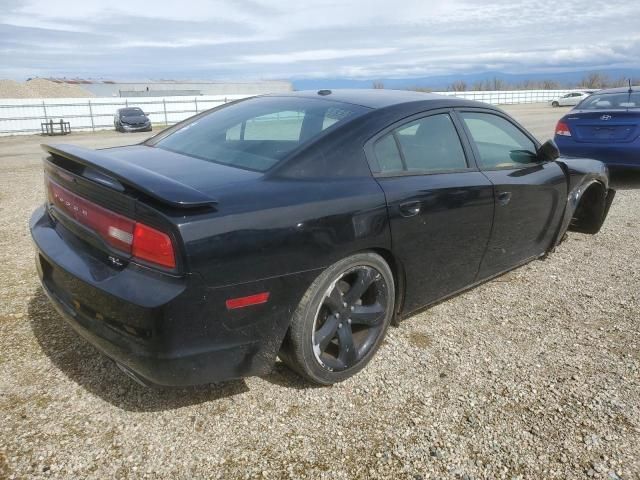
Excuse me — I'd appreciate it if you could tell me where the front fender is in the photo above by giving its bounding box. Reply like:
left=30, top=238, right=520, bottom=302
left=557, top=157, right=610, bottom=192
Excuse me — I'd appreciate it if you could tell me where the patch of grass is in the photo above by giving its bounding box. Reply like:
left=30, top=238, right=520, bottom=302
left=408, top=332, right=432, bottom=349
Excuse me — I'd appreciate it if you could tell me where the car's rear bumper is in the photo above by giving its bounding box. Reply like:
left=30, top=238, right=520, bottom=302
left=30, top=205, right=317, bottom=386
left=555, top=136, right=640, bottom=168
left=37, top=274, right=263, bottom=387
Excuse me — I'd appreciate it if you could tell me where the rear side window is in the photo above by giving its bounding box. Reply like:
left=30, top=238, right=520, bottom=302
left=373, top=113, right=467, bottom=174
left=153, top=97, right=367, bottom=172
left=373, top=135, right=404, bottom=173
left=460, top=112, right=537, bottom=169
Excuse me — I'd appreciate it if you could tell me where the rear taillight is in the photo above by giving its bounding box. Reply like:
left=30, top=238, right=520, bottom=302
left=555, top=121, right=572, bottom=136
left=132, top=223, right=176, bottom=268
left=47, top=179, right=176, bottom=269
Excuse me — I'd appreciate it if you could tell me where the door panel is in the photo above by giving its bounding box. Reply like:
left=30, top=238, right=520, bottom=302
left=456, top=110, right=568, bottom=280
left=477, top=164, right=566, bottom=278
left=378, top=172, right=494, bottom=312
left=368, top=111, right=495, bottom=312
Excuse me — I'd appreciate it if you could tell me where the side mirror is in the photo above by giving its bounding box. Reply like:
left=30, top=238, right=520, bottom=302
left=537, top=139, right=560, bottom=162
left=509, top=149, right=538, bottom=164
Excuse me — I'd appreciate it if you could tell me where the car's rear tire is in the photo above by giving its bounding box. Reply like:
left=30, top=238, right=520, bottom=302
left=552, top=101, right=559, bottom=107
left=281, top=252, right=395, bottom=385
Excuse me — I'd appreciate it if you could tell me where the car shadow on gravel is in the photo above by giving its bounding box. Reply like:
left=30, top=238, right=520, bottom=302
left=260, top=361, right=326, bottom=390
left=610, top=169, right=640, bottom=190
left=28, top=288, right=250, bottom=412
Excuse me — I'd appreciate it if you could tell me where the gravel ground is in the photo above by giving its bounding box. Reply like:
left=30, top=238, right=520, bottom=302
left=0, top=104, right=639, bottom=479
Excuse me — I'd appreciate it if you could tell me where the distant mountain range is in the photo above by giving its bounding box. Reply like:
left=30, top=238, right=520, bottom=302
left=292, top=69, right=640, bottom=91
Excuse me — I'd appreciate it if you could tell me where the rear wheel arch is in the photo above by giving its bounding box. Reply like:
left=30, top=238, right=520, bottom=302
left=368, top=247, right=405, bottom=323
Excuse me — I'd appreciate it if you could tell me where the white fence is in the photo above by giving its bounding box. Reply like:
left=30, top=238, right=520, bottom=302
left=434, top=89, right=577, bottom=104
left=0, top=89, right=578, bottom=136
left=0, top=94, right=250, bottom=136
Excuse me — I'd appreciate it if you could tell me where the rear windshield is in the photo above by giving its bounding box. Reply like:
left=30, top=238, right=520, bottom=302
left=120, top=108, right=144, bottom=117
left=151, top=96, right=368, bottom=171
left=578, top=91, right=640, bottom=110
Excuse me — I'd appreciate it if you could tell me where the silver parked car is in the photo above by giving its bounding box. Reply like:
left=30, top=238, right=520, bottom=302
left=550, top=91, right=594, bottom=107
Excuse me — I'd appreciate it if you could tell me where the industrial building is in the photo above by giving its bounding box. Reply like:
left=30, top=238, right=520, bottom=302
left=41, top=78, right=293, bottom=97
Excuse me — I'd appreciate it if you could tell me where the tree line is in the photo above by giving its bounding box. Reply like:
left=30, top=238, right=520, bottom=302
left=373, top=72, right=637, bottom=92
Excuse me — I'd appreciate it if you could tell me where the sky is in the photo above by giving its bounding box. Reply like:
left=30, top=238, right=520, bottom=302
left=1, top=0, right=639, bottom=81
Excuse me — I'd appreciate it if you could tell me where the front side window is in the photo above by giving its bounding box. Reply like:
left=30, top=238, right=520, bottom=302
left=373, top=113, right=468, bottom=174
left=460, top=112, right=537, bottom=169
left=152, top=96, right=367, bottom=172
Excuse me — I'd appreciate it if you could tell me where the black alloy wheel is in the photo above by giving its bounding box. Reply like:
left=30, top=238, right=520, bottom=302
left=281, top=252, right=395, bottom=384
left=312, top=266, right=388, bottom=371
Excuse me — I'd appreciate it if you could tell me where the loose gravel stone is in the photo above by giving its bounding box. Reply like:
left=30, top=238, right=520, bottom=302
left=0, top=105, right=639, bottom=479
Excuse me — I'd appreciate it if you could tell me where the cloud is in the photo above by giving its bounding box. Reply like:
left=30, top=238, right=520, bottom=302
left=0, top=0, right=638, bottom=80
left=242, top=48, right=397, bottom=64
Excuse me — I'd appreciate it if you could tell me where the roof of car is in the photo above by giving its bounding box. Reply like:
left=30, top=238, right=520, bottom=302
left=589, top=86, right=639, bottom=94
left=267, top=89, right=472, bottom=109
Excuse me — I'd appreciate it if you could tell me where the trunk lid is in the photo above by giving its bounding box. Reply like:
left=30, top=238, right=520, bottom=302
left=565, top=110, right=640, bottom=144
left=43, top=144, right=261, bottom=208
left=42, top=143, right=260, bottom=273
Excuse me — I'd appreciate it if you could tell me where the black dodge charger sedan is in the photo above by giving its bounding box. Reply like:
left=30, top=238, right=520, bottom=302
left=31, top=90, right=615, bottom=386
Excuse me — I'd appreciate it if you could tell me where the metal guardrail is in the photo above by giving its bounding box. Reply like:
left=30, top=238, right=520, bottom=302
left=0, top=90, right=577, bottom=135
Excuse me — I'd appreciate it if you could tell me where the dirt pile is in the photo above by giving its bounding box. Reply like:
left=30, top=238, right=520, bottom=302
left=0, top=78, right=94, bottom=98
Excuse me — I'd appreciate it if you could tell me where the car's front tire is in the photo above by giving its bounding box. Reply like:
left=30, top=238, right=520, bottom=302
left=281, top=252, right=395, bottom=385
left=552, top=101, right=559, bottom=107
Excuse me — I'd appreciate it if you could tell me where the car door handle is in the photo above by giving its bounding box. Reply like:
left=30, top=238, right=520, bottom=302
left=497, top=191, right=512, bottom=206
left=399, top=201, right=422, bottom=217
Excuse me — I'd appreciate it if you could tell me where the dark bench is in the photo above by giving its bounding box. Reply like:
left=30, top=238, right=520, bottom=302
left=41, top=119, right=71, bottom=136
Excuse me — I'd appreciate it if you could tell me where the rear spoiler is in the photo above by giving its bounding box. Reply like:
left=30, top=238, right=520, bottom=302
left=42, top=144, right=217, bottom=209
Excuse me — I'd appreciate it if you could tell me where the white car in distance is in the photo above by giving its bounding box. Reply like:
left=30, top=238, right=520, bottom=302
left=550, top=91, right=594, bottom=107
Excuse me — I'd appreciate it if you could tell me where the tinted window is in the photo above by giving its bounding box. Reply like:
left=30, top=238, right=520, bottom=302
left=460, top=112, right=537, bottom=169
left=374, top=114, right=467, bottom=174
left=153, top=97, right=367, bottom=172
left=121, top=108, right=144, bottom=117
left=243, top=110, right=303, bottom=141
left=322, top=106, right=356, bottom=130
left=578, top=91, right=640, bottom=110
left=373, top=135, right=404, bottom=173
